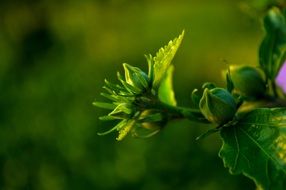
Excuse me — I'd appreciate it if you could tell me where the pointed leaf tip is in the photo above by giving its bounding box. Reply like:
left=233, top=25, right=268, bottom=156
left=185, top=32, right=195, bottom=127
left=152, top=31, right=185, bottom=88
left=93, top=101, right=116, bottom=110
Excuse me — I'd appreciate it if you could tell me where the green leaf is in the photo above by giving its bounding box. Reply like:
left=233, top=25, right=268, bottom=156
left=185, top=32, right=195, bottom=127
left=219, top=108, right=286, bottom=190
left=92, top=101, right=116, bottom=110
left=97, top=119, right=128, bottom=136
left=100, top=92, right=117, bottom=101
left=145, top=54, right=154, bottom=84
left=152, top=30, right=184, bottom=88
left=158, top=65, right=177, bottom=106
left=99, top=115, right=119, bottom=121
left=259, top=7, right=286, bottom=80
left=109, top=103, right=132, bottom=116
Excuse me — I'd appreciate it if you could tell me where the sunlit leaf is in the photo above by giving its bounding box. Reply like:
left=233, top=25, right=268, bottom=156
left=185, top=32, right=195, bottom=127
left=92, top=101, right=116, bottom=110
left=152, top=31, right=184, bottom=88
left=97, top=119, right=128, bottom=136
left=99, top=115, right=119, bottom=121
left=158, top=65, right=177, bottom=106
left=109, top=103, right=132, bottom=116
left=219, top=108, right=286, bottom=190
left=100, top=92, right=118, bottom=101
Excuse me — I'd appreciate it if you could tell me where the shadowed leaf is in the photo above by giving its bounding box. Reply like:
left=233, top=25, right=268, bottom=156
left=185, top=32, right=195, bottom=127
left=219, top=108, right=286, bottom=190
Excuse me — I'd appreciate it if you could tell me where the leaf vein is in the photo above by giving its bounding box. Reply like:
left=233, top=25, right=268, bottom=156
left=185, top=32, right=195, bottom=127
left=234, top=126, right=240, bottom=171
left=239, top=127, right=286, bottom=175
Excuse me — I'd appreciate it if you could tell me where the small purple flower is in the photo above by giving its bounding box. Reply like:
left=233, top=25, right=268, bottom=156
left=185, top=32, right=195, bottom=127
left=276, top=61, right=286, bottom=93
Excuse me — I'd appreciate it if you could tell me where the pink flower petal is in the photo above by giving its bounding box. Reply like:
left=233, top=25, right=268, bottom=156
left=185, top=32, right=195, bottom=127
left=276, top=61, right=286, bottom=93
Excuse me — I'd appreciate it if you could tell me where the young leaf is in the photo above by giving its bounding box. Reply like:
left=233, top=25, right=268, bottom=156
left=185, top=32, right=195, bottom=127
left=259, top=7, right=286, bottom=80
left=191, top=89, right=200, bottom=108
left=99, top=115, right=119, bottom=121
left=92, top=101, right=116, bottom=110
left=97, top=119, right=128, bottom=136
left=109, top=103, right=132, bottom=115
left=152, top=31, right=184, bottom=88
left=132, top=123, right=161, bottom=139
left=145, top=54, right=154, bottom=84
left=158, top=65, right=177, bottom=106
left=219, top=108, right=286, bottom=190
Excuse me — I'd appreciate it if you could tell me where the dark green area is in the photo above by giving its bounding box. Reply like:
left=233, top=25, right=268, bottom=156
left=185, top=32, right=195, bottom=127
left=220, top=108, right=286, bottom=190
left=0, top=0, right=262, bottom=189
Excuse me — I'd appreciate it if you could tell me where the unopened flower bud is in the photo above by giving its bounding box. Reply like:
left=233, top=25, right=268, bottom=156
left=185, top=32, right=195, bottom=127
left=199, top=88, right=236, bottom=125
left=123, top=63, right=149, bottom=91
left=230, top=65, right=266, bottom=98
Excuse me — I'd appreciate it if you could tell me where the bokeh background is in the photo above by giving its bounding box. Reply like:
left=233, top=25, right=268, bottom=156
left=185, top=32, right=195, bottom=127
left=0, top=0, right=268, bottom=189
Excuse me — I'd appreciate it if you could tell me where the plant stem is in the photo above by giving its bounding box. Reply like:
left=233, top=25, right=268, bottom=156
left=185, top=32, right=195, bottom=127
left=136, top=92, right=209, bottom=123
left=156, top=101, right=209, bottom=123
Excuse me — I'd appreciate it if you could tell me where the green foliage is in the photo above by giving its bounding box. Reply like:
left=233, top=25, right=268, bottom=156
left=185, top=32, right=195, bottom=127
left=220, top=108, right=286, bottom=190
left=95, top=5, right=286, bottom=190
left=2, top=1, right=275, bottom=190
left=152, top=31, right=184, bottom=88
left=259, top=7, right=286, bottom=80
left=158, top=65, right=177, bottom=106
left=94, top=31, right=195, bottom=140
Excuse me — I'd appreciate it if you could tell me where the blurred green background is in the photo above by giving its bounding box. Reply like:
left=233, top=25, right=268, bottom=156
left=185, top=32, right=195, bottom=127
left=0, top=0, right=264, bottom=189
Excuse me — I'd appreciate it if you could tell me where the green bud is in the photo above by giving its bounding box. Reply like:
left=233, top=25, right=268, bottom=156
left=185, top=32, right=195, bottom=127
left=229, top=65, right=266, bottom=98
left=199, top=88, right=236, bottom=125
left=123, top=63, right=149, bottom=91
